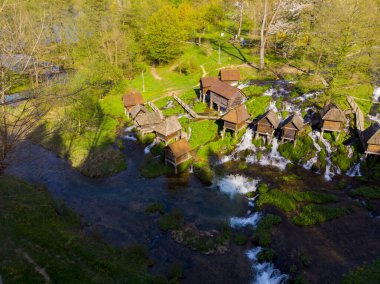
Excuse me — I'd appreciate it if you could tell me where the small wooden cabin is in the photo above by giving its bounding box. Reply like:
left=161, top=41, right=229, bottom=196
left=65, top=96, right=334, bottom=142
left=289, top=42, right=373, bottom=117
left=255, top=110, right=280, bottom=144
left=200, top=77, right=219, bottom=103
left=155, top=116, right=183, bottom=145
left=122, top=91, right=144, bottom=118
left=165, top=139, right=192, bottom=174
left=208, top=81, right=245, bottom=112
left=362, top=124, right=380, bottom=156
left=134, top=112, right=163, bottom=134
left=280, top=114, right=304, bottom=146
left=320, top=103, right=346, bottom=140
left=219, top=69, right=240, bottom=86
left=130, top=105, right=149, bottom=120
left=221, top=104, right=250, bottom=138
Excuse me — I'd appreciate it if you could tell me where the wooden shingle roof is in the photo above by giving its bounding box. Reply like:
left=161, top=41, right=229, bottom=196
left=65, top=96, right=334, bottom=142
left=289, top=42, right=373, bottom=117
left=130, top=105, right=149, bottom=119
left=220, top=69, right=241, bottom=81
left=200, top=76, right=219, bottom=88
left=222, top=104, right=250, bottom=124
left=209, top=81, right=243, bottom=100
left=155, top=116, right=182, bottom=136
left=363, top=124, right=380, bottom=145
left=281, top=114, right=304, bottom=130
left=123, top=91, right=144, bottom=108
left=167, top=139, right=191, bottom=157
left=258, top=110, right=280, bottom=128
left=135, top=112, right=163, bottom=127
left=321, top=103, right=346, bottom=122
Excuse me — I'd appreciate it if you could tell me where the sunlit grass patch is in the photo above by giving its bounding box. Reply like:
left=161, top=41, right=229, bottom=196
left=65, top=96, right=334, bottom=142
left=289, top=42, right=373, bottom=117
left=349, top=186, right=380, bottom=200
left=292, top=205, right=353, bottom=226
left=253, top=214, right=282, bottom=246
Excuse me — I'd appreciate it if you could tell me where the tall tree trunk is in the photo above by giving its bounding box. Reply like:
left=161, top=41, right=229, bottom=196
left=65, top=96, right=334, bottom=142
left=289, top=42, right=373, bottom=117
left=260, top=0, right=267, bottom=70
left=237, top=0, right=244, bottom=38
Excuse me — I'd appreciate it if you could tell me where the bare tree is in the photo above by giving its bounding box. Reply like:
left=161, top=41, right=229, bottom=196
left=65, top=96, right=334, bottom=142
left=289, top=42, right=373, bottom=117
left=237, top=0, right=244, bottom=38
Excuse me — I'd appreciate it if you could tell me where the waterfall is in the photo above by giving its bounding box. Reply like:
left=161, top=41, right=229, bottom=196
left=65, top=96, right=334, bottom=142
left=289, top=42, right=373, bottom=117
left=215, top=174, right=259, bottom=198
left=303, top=131, right=321, bottom=170
left=319, top=135, right=335, bottom=181
left=230, top=212, right=262, bottom=228
left=258, top=138, right=291, bottom=171
left=144, top=141, right=158, bottom=154
left=346, top=155, right=364, bottom=177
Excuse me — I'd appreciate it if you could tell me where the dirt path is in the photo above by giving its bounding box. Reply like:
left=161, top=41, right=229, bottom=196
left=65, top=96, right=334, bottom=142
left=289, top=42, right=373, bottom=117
left=151, top=66, right=162, bottom=80
left=201, top=64, right=207, bottom=77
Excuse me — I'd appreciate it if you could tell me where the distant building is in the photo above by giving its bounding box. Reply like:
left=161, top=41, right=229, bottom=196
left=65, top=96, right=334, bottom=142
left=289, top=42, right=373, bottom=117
left=123, top=91, right=144, bottom=118
left=165, top=139, right=192, bottom=174
left=320, top=103, right=346, bottom=140
left=208, top=81, right=245, bottom=112
left=221, top=104, right=250, bottom=138
left=362, top=124, right=380, bottom=156
left=255, top=110, right=280, bottom=144
left=280, top=114, right=305, bottom=146
left=155, top=116, right=183, bottom=145
left=219, top=69, right=241, bottom=86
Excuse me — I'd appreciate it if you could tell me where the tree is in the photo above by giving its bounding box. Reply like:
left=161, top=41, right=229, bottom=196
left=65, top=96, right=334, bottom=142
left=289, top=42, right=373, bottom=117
left=144, top=6, right=188, bottom=63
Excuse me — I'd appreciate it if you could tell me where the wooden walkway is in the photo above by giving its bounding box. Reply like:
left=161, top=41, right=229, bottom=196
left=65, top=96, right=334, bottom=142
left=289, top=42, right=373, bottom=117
left=146, top=101, right=164, bottom=119
left=172, top=94, right=220, bottom=120
left=347, top=96, right=365, bottom=147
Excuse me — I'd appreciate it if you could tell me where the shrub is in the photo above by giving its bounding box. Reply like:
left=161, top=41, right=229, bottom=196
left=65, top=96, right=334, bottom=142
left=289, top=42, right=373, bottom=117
left=342, top=258, right=380, bottom=284
left=292, top=205, right=353, bottom=226
left=257, top=248, right=276, bottom=262
left=158, top=209, right=184, bottom=231
left=257, top=183, right=270, bottom=194
left=234, top=233, right=248, bottom=246
left=175, top=60, right=198, bottom=76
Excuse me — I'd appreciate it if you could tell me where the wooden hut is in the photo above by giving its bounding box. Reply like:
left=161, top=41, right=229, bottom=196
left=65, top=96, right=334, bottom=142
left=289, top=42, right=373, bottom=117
left=221, top=104, right=250, bottom=138
left=208, top=81, right=245, bottom=112
left=200, top=77, right=219, bottom=103
left=155, top=116, right=183, bottom=145
left=362, top=124, right=380, bottom=156
left=122, top=91, right=144, bottom=118
left=280, top=114, right=304, bottom=146
left=320, top=103, right=346, bottom=140
left=219, top=69, right=241, bottom=86
left=165, top=139, right=192, bottom=174
left=134, top=112, right=163, bottom=134
left=255, top=110, right=279, bottom=144
left=130, top=105, right=149, bottom=120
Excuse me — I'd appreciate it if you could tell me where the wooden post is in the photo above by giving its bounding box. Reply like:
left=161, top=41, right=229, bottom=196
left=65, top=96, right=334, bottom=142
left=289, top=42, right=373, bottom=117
left=320, top=129, right=324, bottom=140
left=293, top=139, right=297, bottom=148
left=174, top=165, right=178, bottom=175
left=210, top=95, right=213, bottom=109
left=217, top=104, right=220, bottom=112
left=222, top=126, right=226, bottom=139
left=336, top=131, right=340, bottom=141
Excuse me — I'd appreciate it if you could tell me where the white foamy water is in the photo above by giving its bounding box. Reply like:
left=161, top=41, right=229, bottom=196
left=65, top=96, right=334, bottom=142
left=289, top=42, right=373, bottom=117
left=124, top=135, right=137, bottom=141
left=230, top=212, right=262, bottom=228
left=294, top=91, right=322, bottom=103
left=303, top=131, right=321, bottom=170
left=246, top=248, right=288, bottom=284
left=373, top=86, right=380, bottom=103
left=144, top=141, right=158, bottom=154
left=257, top=138, right=291, bottom=171
left=368, top=115, right=380, bottom=124
left=124, top=125, right=135, bottom=132
left=216, top=175, right=259, bottom=198
left=236, top=128, right=256, bottom=152
left=346, top=155, right=364, bottom=177
left=320, top=135, right=335, bottom=181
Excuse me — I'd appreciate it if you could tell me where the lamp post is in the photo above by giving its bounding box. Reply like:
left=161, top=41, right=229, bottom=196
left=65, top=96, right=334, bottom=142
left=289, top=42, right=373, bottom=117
left=218, top=32, right=225, bottom=65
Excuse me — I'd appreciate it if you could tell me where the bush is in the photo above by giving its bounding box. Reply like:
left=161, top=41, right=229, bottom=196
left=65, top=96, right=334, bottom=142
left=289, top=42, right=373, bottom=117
left=278, top=134, right=315, bottom=164
left=257, top=248, right=276, bottom=262
left=257, top=183, right=270, bottom=194
left=175, top=60, right=198, bottom=76
left=292, top=205, right=353, bottom=226
left=349, top=186, right=380, bottom=200
left=253, top=214, right=282, bottom=246
left=158, top=209, right=184, bottom=231
left=342, top=258, right=380, bottom=284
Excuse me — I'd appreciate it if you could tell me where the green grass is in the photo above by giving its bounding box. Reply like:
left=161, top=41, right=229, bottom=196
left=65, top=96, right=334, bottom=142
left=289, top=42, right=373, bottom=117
left=186, top=120, right=219, bottom=149
left=349, top=186, right=380, bottom=200
left=158, top=209, right=184, bottom=231
left=257, top=189, right=297, bottom=212
left=253, top=214, right=282, bottom=247
left=292, top=205, right=353, bottom=226
left=0, top=176, right=159, bottom=284
left=278, top=133, right=315, bottom=164
left=292, top=191, right=339, bottom=204
left=342, top=258, right=380, bottom=284
left=140, top=156, right=172, bottom=178
left=155, top=97, right=185, bottom=116
left=245, top=96, right=272, bottom=118
left=243, top=85, right=270, bottom=96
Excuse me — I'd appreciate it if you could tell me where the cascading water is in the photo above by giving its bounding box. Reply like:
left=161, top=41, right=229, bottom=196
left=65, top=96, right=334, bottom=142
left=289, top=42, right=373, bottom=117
left=346, top=155, right=364, bottom=177
left=217, top=174, right=288, bottom=284
left=258, top=138, right=291, bottom=171
left=319, top=135, right=335, bottom=181
left=144, top=141, right=158, bottom=154
left=303, top=131, right=321, bottom=170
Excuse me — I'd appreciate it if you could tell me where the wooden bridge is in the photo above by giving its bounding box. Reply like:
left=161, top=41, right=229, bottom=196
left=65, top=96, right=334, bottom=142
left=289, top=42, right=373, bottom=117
left=172, top=94, right=221, bottom=120
left=347, top=96, right=365, bottom=147
left=146, top=101, right=164, bottom=119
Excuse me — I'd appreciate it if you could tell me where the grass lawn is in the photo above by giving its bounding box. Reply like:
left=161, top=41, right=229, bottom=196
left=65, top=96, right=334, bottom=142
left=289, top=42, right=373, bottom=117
left=292, top=205, right=353, bottom=226
left=245, top=96, right=272, bottom=119
left=0, top=176, right=160, bottom=284
left=349, top=186, right=380, bottom=200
